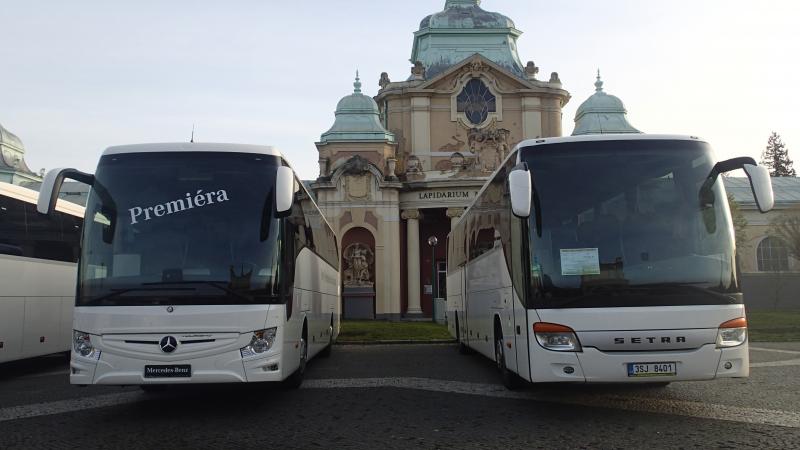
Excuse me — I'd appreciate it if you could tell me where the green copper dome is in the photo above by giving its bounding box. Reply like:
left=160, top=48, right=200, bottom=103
left=410, top=0, right=524, bottom=79
left=0, top=122, right=38, bottom=184
left=320, top=74, right=396, bottom=144
left=572, top=72, right=641, bottom=136
left=420, top=0, right=516, bottom=30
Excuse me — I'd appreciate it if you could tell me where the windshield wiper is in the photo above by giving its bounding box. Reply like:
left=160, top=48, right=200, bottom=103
left=85, top=286, right=196, bottom=305
left=142, top=280, right=255, bottom=303
left=547, top=282, right=730, bottom=308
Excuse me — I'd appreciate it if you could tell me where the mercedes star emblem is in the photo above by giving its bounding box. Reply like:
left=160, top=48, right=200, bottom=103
left=159, top=336, right=178, bottom=353
left=166, top=306, right=174, bottom=313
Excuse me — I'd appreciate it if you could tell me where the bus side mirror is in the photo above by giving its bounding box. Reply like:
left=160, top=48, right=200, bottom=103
left=37, top=168, right=94, bottom=215
left=509, top=165, right=532, bottom=218
left=275, top=166, right=294, bottom=216
left=743, top=163, right=774, bottom=213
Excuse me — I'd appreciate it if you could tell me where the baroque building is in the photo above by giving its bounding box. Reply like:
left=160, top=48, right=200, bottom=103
left=311, top=0, right=570, bottom=319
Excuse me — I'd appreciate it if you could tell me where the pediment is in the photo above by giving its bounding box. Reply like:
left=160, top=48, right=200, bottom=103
left=417, top=54, right=536, bottom=93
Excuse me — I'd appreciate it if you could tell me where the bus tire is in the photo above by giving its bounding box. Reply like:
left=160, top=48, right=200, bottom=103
left=495, top=320, right=522, bottom=390
left=319, top=316, right=334, bottom=358
left=283, top=323, right=308, bottom=389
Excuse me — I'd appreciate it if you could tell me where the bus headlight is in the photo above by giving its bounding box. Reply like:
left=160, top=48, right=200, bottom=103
left=240, top=328, right=277, bottom=358
left=533, top=322, right=582, bottom=352
left=73, top=331, right=100, bottom=359
left=717, top=317, right=747, bottom=348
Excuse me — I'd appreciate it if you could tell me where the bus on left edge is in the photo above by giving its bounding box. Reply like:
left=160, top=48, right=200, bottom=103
left=0, top=181, right=84, bottom=363
left=37, top=143, right=340, bottom=388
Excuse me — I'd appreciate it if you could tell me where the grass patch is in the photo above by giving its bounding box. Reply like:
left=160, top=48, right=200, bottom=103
left=338, top=320, right=452, bottom=342
left=747, top=310, right=800, bottom=342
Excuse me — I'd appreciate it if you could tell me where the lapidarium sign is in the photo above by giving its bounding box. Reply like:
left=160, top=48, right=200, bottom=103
left=417, top=190, right=472, bottom=200
left=400, top=188, right=480, bottom=207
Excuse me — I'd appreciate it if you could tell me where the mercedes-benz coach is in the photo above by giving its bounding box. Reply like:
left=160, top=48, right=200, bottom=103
left=447, top=135, right=774, bottom=388
left=38, top=143, right=340, bottom=388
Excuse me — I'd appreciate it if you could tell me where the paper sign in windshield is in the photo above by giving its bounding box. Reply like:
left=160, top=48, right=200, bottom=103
left=560, top=248, right=600, bottom=276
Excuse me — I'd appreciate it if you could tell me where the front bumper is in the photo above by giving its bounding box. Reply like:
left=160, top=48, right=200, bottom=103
left=70, top=349, right=285, bottom=385
left=529, top=342, right=749, bottom=383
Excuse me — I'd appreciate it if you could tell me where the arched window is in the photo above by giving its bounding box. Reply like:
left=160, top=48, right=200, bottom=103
left=757, top=236, right=790, bottom=272
left=456, top=79, right=496, bottom=125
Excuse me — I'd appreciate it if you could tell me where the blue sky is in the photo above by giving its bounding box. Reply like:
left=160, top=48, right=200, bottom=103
left=1, top=0, right=798, bottom=179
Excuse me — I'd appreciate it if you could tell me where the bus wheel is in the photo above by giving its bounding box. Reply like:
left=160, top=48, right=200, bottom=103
left=283, top=327, right=308, bottom=389
left=319, top=316, right=334, bottom=358
left=494, top=326, right=522, bottom=390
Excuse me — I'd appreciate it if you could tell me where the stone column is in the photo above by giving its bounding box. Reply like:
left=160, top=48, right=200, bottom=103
left=402, top=209, right=423, bottom=316
left=446, top=208, right=464, bottom=230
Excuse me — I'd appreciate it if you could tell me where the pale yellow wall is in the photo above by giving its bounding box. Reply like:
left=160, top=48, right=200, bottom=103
left=737, top=210, right=800, bottom=273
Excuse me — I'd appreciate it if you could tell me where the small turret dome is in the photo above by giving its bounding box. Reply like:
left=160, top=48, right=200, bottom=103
left=0, top=122, right=39, bottom=184
left=0, top=123, right=25, bottom=151
left=572, top=72, right=641, bottom=136
left=320, top=74, right=396, bottom=144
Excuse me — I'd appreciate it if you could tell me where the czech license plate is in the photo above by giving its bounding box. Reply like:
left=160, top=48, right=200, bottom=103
left=144, top=365, right=191, bottom=378
left=627, top=362, right=676, bottom=377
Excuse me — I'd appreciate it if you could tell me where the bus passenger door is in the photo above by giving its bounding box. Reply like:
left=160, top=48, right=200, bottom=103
left=511, top=215, right=532, bottom=382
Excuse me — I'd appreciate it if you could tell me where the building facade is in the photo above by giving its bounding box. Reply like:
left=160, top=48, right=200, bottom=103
left=311, top=0, right=570, bottom=319
left=725, top=177, right=800, bottom=309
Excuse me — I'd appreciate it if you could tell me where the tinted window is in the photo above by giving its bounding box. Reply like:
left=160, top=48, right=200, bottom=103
left=78, top=152, right=284, bottom=306
left=0, top=194, right=81, bottom=262
left=522, top=139, right=740, bottom=308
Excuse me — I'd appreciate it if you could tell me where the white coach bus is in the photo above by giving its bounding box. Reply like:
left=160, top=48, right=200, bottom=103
left=0, top=182, right=84, bottom=363
left=38, top=143, right=340, bottom=388
left=447, top=135, right=774, bottom=388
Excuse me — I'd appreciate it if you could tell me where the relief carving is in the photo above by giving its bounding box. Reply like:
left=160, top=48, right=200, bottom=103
left=468, top=123, right=512, bottom=173
left=345, top=174, right=370, bottom=200
left=438, top=134, right=466, bottom=152
left=343, top=243, right=375, bottom=287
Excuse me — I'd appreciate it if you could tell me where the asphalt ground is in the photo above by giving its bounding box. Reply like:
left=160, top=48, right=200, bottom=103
left=0, top=343, right=799, bottom=449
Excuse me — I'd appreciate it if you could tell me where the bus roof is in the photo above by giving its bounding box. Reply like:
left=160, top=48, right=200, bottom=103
left=102, top=142, right=285, bottom=158
left=0, top=181, right=85, bottom=218
left=514, top=134, right=705, bottom=152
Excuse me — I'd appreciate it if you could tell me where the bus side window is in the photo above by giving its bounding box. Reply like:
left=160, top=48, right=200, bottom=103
left=0, top=196, right=26, bottom=256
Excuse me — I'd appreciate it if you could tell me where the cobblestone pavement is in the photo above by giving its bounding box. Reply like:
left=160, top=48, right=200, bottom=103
left=0, top=343, right=799, bottom=449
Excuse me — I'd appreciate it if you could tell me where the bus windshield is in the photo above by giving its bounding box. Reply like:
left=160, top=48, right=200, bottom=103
left=521, top=139, right=739, bottom=308
left=78, top=151, right=284, bottom=306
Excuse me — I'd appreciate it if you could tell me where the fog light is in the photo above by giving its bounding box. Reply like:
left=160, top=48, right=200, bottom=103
left=563, top=366, right=575, bottom=374
left=724, top=361, right=733, bottom=370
